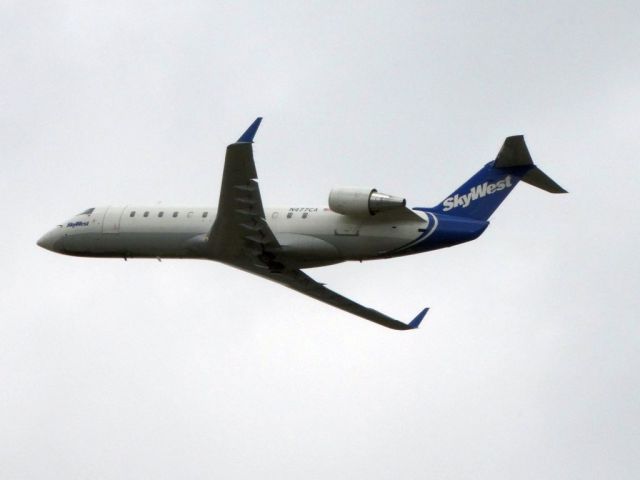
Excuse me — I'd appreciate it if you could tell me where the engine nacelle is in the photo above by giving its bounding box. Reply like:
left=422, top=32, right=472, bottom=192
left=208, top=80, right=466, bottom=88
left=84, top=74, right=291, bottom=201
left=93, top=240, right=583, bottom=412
left=328, top=186, right=406, bottom=216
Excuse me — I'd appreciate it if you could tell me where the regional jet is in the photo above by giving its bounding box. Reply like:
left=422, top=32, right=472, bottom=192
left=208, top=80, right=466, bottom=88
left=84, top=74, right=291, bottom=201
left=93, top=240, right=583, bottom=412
left=38, top=118, right=566, bottom=330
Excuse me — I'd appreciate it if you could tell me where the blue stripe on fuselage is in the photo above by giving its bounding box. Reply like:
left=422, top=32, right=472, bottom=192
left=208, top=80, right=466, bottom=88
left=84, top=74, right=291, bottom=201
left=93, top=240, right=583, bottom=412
left=393, top=210, right=489, bottom=255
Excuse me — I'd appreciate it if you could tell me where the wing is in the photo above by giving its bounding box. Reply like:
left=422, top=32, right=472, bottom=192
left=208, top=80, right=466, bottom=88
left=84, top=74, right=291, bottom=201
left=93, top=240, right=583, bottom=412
left=208, top=117, right=280, bottom=268
left=209, top=118, right=427, bottom=330
left=257, top=268, right=428, bottom=330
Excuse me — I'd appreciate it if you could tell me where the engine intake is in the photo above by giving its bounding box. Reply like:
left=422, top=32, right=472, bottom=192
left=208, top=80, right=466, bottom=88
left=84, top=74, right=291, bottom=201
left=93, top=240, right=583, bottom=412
left=328, top=186, right=406, bottom=216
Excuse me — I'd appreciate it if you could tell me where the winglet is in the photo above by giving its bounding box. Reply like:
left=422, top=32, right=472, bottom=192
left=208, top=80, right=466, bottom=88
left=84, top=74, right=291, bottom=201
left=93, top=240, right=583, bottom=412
left=237, top=117, right=263, bottom=143
left=408, top=307, right=429, bottom=329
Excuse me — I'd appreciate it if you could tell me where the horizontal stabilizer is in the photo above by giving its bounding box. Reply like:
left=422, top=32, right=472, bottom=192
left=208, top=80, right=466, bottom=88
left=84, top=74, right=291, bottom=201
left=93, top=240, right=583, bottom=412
left=521, top=166, right=567, bottom=193
left=494, top=135, right=567, bottom=193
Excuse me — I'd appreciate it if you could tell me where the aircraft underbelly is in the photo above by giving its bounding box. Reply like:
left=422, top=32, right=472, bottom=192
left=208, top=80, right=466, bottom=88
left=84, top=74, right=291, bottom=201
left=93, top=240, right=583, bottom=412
left=62, top=231, right=202, bottom=258
left=274, top=227, right=420, bottom=263
left=332, top=231, right=418, bottom=258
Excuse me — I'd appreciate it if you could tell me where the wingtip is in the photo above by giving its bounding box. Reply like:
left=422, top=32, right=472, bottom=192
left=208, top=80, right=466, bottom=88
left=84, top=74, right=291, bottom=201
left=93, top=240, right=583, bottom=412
left=237, top=117, right=263, bottom=143
left=408, top=307, right=429, bottom=329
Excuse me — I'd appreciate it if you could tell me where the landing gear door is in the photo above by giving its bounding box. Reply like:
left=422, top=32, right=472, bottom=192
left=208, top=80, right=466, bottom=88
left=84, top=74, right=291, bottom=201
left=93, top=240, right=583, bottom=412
left=102, top=206, right=125, bottom=234
left=334, top=224, right=360, bottom=236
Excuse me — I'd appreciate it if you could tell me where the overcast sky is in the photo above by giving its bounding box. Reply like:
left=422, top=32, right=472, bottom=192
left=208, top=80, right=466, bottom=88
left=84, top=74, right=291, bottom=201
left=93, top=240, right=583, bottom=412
left=2, top=1, right=639, bottom=479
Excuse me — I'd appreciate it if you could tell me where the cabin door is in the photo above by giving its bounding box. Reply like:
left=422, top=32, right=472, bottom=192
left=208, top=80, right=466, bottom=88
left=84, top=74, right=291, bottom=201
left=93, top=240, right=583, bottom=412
left=102, top=206, right=125, bottom=234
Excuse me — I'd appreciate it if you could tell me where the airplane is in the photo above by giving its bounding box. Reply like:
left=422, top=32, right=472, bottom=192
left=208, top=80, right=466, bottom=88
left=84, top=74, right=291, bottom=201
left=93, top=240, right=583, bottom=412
left=37, top=118, right=566, bottom=330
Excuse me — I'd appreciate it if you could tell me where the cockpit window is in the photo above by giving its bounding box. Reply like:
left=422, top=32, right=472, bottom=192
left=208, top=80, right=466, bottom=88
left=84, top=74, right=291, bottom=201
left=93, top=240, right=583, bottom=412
left=78, top=208, right=95, bottom=216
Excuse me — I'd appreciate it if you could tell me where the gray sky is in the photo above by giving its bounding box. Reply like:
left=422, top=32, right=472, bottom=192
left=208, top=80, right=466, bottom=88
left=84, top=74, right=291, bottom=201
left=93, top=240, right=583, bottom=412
left=2, top=1, right=639, bottom=478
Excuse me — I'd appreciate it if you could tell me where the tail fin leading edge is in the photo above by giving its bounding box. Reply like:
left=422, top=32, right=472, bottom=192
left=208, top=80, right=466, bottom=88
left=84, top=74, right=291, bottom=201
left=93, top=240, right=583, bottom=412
left=431, top=135, right=566, bottom=221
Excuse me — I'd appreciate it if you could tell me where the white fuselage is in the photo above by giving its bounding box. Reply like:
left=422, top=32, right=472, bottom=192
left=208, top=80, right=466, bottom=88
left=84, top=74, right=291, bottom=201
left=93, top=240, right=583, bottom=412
left=39, top=205, right=431, bottom=268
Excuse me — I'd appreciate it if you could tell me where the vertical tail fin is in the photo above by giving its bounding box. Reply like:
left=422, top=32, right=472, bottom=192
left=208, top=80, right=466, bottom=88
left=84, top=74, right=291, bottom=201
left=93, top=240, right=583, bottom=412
left=430, top=136, right=566, bottom=221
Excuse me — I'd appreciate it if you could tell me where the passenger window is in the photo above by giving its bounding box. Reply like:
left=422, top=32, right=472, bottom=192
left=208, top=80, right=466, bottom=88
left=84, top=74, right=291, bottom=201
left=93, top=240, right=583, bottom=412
left=187, top=211, right=194, bottom=218
left=143, top=211, right=149, bottom=217
left=173, top=212, right=178, bottom=218
left=130, top=211, right=136, bottom=217
left=158, top=211, right=164, bottom=218
left=302, top=212, right=308, bottom=219
left=287, top=212, right=293, bottom=219
left=202, top=211, right=208, bottom=218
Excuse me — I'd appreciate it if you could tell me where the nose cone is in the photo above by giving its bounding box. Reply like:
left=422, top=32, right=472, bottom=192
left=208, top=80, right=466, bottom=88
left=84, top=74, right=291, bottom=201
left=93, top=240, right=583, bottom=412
left=37, top=229, right=63, bottom=253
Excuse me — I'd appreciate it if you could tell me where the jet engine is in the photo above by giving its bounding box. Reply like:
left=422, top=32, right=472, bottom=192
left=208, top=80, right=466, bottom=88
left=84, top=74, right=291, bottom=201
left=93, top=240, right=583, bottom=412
left=328, top=186, right=406, bottom=216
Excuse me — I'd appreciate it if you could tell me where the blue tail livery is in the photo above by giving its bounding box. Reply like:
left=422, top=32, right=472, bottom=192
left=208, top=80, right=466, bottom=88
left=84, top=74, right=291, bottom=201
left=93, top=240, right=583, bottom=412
left=430, top=135, right=566, bottom=221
